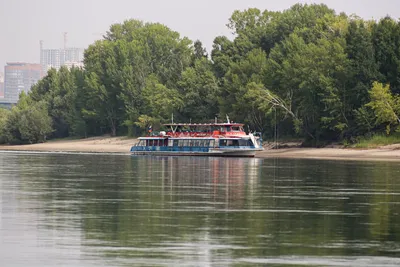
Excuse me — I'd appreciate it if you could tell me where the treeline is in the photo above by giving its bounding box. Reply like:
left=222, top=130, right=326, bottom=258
left=1, top=3, right=400, bottom=145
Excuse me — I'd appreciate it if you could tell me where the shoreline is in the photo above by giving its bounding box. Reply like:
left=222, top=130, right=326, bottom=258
left=1, top=136, right=400, bottom=162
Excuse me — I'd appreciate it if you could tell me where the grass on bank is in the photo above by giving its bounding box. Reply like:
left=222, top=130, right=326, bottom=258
left=353, top=133, right=400, bottom=148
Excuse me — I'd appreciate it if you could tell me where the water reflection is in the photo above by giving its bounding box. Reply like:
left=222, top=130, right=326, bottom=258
left=1, top=153, right=400, bottom=266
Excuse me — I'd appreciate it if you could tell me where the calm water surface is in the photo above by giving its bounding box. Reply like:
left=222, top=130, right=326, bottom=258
left=1, top=152, right=400, bottom=266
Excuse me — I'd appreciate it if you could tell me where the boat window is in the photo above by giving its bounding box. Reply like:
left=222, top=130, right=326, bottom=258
left=183, top=140, right=189, bottom=147
left=219, top=139, right=227, bottom=147
left=231, top=140, right=240, bottom=146
left=224, top=139, right=239, bottom=146
left=226, top=127, right=231, bottom=132
left=232, top=126, right=240, bottom=131
left=209, top=140, right=214, bottom=147
left=239, top=139, right=248, bottom=146
left=173, top=140, right=179, bottom=147
left=239, top=139, right=254, bottom=146
left=169, top=140, right=174, bottom=147
left=178, top=140, right=184, bottom=147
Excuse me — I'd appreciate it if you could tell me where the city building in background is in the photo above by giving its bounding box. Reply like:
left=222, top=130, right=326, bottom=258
left=4, top=63, right=43, bottom=103
left=0, top=72, right=4, bottom=98
left=40, top=33, right=84, bottom=73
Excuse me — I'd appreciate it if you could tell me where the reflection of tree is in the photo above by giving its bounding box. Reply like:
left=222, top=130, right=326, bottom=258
left=368, top=163, right=399, bottom=244
left=11, top=154, right=400, bottom=263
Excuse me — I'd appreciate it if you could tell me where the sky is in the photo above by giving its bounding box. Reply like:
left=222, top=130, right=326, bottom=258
left=0, top=0, right=399, bottom=70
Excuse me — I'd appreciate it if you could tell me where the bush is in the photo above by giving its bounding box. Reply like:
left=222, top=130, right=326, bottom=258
left=2, top=96, right=53, bottom=144
left=0, top=108, right=10, bottom=144
left=353, top=133, right=400, bottom=148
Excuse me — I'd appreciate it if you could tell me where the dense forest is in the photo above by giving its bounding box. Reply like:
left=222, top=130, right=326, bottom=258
left=1, top=3, right=400, bottom=145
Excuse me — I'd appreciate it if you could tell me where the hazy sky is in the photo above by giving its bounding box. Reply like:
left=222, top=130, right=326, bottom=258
left=0, top=0, right=399, bottom=70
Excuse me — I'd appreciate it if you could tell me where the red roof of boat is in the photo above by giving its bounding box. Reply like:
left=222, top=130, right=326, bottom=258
left=163, top=123, right=244, bottom=127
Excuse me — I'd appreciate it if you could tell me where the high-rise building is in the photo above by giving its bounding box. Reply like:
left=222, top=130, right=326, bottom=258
left=4, top=63, right=43, bottom=103
left=40, top=40, right=84, bottom=73
left=0, top=72, right=4, bottom=98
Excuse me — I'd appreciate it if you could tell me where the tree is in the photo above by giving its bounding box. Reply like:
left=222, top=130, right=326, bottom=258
left=178, top=58, right=219, bottom=121
left=372, top=17, right=400, bottom=94
left=84, top=19, right=193, bottom=136
left=346, top=20, right=379, bottom=103
left=142, top=75, right=183, bottom=123
left=266, top=33, right=350, bottom=140
left=219, top=48, right=268, bottom=126
left=18, top=101, right=53, bottom=143
left=366, top=82, right=400, bottom=133
left=192, top=40, right=208, bottom=62
left=2, top=93, right=53, bottom=144
left=0, top=108, right=10, bottom=144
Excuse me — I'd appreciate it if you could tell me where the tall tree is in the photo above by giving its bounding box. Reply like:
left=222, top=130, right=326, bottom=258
left=372, top=17, right=400, bottom=94
left=178, top=58, right=219, bottom=121
left=366, top=82, right=400, bottom=133
left=346, top=19, right=379, bottom=107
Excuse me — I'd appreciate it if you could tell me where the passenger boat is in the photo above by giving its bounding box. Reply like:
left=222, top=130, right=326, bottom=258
left=130, top=119, right=264, bottom=157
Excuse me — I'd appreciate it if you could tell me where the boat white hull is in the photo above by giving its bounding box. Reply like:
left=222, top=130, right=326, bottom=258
left=131, top=148, right=262, bottom=158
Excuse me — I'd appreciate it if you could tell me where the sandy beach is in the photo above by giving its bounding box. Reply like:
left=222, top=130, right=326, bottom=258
left=257, top=145, right=400, bottom=162
left=0, top=136, right=137, bottom=154
left=1, top=136, right=400, bottom=161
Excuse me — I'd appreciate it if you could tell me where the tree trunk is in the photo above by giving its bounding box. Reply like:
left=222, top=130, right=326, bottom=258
left=111, top=122, right=117, bottom=136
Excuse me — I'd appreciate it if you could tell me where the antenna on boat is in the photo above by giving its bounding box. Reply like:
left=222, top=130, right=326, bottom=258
left=226, top=114, right=230, bottom=124
left=171, top=113, right=174, bottom=124
left=215, top=116, right=217, bottom=123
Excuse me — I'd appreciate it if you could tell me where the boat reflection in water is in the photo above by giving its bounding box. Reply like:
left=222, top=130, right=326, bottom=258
left=138, top=156, right=263, bottom=208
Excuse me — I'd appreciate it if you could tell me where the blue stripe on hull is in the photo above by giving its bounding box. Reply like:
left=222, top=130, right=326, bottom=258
left=130, top=146, right=261, bottom=157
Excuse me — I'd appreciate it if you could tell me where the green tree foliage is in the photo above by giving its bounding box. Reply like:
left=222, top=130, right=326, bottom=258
left=219, top=48, right=268, bottom=126
left=345, top=20, right=379, bottom=106
left=4, top=4, right=400, bottom=145
left=30, top=66, right=86, bottom=138
left=266, top=34, right=350, bottom=140
left=211, top=3, right=400, bottom=143
left=142, top=75, right=184, bottom=122
left=0, top=108, right=10, bottom=144
left=85, top=19, right=192, bottom=135
left=366, top=82, right=400, bottom=133
left=2, top=93, right=53, bottom=144
left=372, top=17, right=400, bottom=94
left=178, top=58, right=219, bottom=121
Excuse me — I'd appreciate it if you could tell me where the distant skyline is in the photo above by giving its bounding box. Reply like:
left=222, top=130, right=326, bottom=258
left=1, top=0, right=399, bottom=69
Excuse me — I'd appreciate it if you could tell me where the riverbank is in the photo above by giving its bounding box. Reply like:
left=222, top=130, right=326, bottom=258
left=1, top=136, right=400, bottom=161
left=0, top=136, right=137, bottom=154
left=258, top=145, right=400, bottom=161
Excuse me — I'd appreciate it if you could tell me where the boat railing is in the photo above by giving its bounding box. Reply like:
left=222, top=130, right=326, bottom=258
left=131, top=146, right=210, bottom=153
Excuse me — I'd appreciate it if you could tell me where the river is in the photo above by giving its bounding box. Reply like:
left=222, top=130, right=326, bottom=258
left=1, top=152, right=400, bottom=266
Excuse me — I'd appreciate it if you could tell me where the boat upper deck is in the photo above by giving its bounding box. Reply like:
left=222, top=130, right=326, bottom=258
left=163, top=122, right=247, bottom=138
